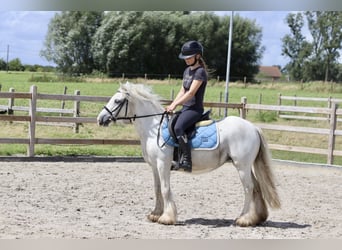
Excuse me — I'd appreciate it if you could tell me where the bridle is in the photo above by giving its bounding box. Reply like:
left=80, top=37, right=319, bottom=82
left=103, top=98, right=130, bottom=122
left=103, top=97, right=167, bottom=123
left=102, top=96, right=169, bottom=148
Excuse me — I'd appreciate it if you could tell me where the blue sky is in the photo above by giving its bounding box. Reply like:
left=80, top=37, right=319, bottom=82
left=0, top=11, right=56, bottom=66
left=0, top=11, right=298, bottom=67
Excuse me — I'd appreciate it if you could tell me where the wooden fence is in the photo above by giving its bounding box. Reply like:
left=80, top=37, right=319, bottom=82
left=243, top=98, right=342, bottom=165
left=0, top=85, right=341, bottom=165
left=278, top=94, right=342, bottom=122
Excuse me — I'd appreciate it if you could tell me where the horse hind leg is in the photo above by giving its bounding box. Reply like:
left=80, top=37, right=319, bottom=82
left=235, top=128, right=280, bottom=227
left=235, top=165, right=268, bottom=227
left=236, top=173, right=268, bottom=227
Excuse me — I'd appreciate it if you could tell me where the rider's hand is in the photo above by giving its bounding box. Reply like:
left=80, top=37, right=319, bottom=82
left=165, top=104, right=176, bottom=113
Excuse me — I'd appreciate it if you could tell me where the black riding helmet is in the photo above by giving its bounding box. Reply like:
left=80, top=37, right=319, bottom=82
left=178, top=40, right=203, bottom=59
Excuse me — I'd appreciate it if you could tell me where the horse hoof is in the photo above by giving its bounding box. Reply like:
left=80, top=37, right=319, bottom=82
left=235, top=215, right=262, bottom=227
left=147, top=214, right=160, bottom=223
left=157, top=214, right=176, bottom=225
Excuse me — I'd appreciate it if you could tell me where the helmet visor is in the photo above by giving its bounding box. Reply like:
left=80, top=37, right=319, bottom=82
left=178, top=53, right=196, bottom=59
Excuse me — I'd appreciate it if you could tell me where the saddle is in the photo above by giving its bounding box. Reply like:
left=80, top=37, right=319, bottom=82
left=164, top=110, right=217, bottom=168
left=167, top=110, right=212, bottom=142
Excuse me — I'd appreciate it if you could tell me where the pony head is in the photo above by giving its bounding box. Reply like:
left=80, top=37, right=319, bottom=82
left=97, top=82, right=161, bottom=126
left=97, top=83, right=131, bottom=126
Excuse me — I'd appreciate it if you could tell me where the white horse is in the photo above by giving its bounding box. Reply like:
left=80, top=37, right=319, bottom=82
left=97, top=82, right=280, bottom=227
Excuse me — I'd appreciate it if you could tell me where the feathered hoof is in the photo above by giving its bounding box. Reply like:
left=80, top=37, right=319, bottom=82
left=157, top=214, right=176, bottom=225
left=147, top=213, right=161, bottom=223
left=235, top=214, right=267, bottom=227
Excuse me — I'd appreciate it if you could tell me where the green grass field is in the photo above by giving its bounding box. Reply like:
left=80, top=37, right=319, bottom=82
left=1, top=71, right=342, bottom=165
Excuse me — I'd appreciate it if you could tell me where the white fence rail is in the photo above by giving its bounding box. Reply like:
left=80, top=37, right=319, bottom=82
left=0, top=86, right=341, bottom=165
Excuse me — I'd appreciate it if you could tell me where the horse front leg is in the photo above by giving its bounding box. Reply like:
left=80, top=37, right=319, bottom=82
left=156, top=160, right=177, bottom=225
left=147, top=166, right=164, bottom=222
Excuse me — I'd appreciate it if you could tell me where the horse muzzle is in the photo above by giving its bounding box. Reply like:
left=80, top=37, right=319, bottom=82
left=97, top=112, right=113, bottom=127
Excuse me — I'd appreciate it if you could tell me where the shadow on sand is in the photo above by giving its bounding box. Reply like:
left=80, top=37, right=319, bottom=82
left=180, top=218, right=311, bottom=229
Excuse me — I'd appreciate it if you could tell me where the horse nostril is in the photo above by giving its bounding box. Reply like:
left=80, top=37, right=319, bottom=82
left=98, top=117, right=105, bottom=126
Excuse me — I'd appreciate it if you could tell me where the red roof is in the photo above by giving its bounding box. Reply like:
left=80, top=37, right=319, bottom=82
left=259, top=66, right=282, bottom=78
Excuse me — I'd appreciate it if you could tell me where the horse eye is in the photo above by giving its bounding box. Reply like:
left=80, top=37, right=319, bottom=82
left=114, top=99, right=122, bottom=104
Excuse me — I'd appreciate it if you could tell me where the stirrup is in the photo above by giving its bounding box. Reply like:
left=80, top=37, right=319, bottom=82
left=170, top=161, right=192, bottom=172
left=171, top=161, right=180, bottom=171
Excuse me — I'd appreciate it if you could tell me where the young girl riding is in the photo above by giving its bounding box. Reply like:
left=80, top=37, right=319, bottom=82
left=165, top=40, right=208, bottom=172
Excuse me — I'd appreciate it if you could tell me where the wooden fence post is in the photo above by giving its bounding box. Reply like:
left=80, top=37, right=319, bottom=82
left=28, top=85, right=37, bottom=157
left=327, top=96, right=332, bottom=122
left=60, top=86, right=67, bottom=116
left=258, top=93, right=262, bottom=116
left=277, top=93, right=282, bottom=117
left=170, top=89, right=174, bottom=100
left=240, top=97, right=247, bottom=119
left=327, top=102, right=338, bottom=165
left=74, top=90, right=81, bottom=133
left=8, top=88, right=15, bottom=115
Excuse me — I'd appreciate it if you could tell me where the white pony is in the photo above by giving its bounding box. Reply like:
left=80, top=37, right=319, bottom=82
left=97, top=82, right=280, bottom=227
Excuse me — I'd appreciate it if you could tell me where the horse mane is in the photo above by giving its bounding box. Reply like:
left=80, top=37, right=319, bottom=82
left=119, top=82, right=163, bottom=109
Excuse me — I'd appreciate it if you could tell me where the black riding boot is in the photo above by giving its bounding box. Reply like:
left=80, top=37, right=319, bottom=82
left=176, top=135, right=192, bottom=172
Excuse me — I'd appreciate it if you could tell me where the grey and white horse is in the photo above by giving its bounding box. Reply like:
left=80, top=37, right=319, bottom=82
left=97, top=82, right=280, bottom=226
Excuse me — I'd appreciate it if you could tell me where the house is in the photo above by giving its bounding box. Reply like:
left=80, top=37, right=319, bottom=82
left=258, top=66, right=282, bottom=81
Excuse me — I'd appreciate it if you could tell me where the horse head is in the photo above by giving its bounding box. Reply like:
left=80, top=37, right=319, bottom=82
left=97, top=85, right=131, bottom=126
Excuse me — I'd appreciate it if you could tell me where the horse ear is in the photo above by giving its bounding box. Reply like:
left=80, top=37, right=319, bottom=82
left=118, top=82, right=131, bottom=98
left=119, top=82, right=127, bottom=92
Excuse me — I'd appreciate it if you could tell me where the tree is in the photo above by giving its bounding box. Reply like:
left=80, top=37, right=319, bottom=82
left=0, top=58, right=6, bottom=71
left=43, top=11, right=264, bottom=80
left=305, top=11, right=342, bottom=82
left=8, top=58, right=24, bottom=71
left=281, top=12, right=312, bottom=81
left=229, top=14, right=265, bottom=81
left=282, top=11, right=342, bottom=82
left=41, top=11, right=103, bottom=75
left=92, top=11, right=187, bottom=77
left=92, top=11, right=264, bottom=79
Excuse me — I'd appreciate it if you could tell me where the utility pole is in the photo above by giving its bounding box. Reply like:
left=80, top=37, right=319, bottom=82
left=224, top=11, right=234, bottom=117
left=6, top=44, right=9, bottom=72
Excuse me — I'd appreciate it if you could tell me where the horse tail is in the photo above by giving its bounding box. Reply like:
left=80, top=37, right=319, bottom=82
left=253, top=127, right=281, bottom=209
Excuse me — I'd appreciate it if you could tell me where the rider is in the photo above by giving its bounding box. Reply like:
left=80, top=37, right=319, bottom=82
left=165, top=40, right=208, bottom=172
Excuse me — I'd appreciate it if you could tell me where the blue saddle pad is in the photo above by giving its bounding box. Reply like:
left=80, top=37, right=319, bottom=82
left=161, top=121, right=219, bottom=150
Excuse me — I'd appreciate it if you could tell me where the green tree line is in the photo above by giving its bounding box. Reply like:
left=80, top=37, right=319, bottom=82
left=41, top=11, right=264, bottom=80
left=282, top=11, right=342, bottom=82
left=0, top=58, right=54, bottom=72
